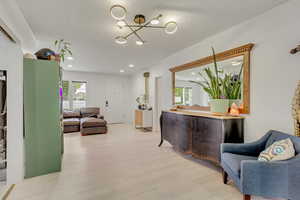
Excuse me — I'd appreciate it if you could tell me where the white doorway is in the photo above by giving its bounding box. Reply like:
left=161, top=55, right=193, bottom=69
left=103, top=77, right=127, bottom=124
left=154, top=76, right=163, bottom=131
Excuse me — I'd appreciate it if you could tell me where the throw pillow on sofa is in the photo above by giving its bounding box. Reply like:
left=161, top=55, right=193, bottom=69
left=258, top=138, right=295, bottom=162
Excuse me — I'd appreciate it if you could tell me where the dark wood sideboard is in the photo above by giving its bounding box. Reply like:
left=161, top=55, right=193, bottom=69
left=159, top=111, right=244, bottom=164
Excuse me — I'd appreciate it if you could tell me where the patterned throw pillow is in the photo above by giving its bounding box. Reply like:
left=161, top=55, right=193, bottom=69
left=258, top=138, right=295, bottom=162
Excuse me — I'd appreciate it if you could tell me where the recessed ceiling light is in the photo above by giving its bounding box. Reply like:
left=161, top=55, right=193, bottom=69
left=191, top=72, right=196, bottom=75
left=136, top=40, right=144, bottom=46
left=120, top=69, right=125, bottom=73
left=150, top=19, right=160, bottom=25
left=196, top=77, right=201, bottom=81
left=115, top=36, right=127, bottom=44
left=67, top=64, right=72, bottom=68
left=117, top=20, right=126, bottom=27
left=67, top=56, right=74, bottom=60
left=129, top=64, right=134, bottom=68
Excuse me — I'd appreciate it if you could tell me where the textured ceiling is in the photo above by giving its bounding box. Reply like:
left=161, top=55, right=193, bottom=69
left=16, top=0, right=288, bottom=74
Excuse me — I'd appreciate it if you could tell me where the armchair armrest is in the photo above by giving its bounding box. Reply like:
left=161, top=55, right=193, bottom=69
left=241, top=155, right=300, bottom=199
left=221, top=132, right=272, bottom=156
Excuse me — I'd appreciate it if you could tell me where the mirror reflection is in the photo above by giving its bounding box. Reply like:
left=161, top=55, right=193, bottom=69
left=174, top=55, right=244, bottom=107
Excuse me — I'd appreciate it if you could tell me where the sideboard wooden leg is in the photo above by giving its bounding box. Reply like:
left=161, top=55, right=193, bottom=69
left=244, top=194, right=251, bottom=200
left=222, top=170, right=228, bottom=184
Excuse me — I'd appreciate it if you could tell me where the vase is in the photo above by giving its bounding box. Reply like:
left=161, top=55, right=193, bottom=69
left=209, top=99, right=230, bottom=114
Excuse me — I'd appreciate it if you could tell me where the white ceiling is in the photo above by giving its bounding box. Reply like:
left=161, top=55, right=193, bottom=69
left=16, top=0, right=288, bottom=74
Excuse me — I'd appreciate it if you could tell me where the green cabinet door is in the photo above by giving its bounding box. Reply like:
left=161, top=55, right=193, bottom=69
left=24, top=58, right=62, bottom=178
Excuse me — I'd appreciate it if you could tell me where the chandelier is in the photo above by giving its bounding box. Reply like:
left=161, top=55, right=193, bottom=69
left=110, top=5, right=178, bottom=46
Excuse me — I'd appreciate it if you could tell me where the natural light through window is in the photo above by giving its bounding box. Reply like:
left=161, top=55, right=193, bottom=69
left=62, top=80, right=87, bottom=110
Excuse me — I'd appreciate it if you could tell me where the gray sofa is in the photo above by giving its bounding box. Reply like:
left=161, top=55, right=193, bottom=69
left=221, top=130, right=300, bottom=200
left=63, top=107, right=107, bottom=135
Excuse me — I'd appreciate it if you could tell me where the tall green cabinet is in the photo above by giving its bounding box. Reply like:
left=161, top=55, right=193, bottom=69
left=23, top=58, right=63, bottom=178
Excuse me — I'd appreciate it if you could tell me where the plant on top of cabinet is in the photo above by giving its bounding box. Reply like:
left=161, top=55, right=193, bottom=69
left=54, top=39, right=73, bottom=62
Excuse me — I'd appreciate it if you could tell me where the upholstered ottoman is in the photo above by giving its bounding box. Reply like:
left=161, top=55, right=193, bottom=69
left=63, top=110, right=81, bottom=133
left=63, top=118, right=80, bottom=133
left=80, top=117, right=107, bottom=136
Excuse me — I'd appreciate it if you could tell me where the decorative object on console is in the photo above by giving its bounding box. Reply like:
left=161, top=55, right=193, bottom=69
left=230, top=103, right=240, bottom=116
left=292, top=80, right=300, bottom=137
left=110, top=4, right=178, bottom=46
left=136, top=94, right=147, bottom=110
left=290, top=45, right=300, bottom=54
left=54, top=39, right=73, bottom=62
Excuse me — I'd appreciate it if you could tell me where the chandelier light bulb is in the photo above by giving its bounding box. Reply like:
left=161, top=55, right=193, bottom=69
left=150, top=19, right=160, bottom=25
left=165, top=21, right=178, bottom=34
left=115, top=36, right=127, bottom=44
left=117, top=20, right=126, bottom=27
left=136, top=40, right=144, bottom=46
left=110, top=5, right=127, bottom=20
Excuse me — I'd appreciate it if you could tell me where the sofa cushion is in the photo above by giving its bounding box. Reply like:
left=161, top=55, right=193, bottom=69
left=80, top=107, right=100, bottom=118
left=222, top=153, right=257, bottom=177
left=258, top=138, right=295, bottom=162
left=81, top=117, right=107, bottom=128
left=63, top=110, right=81, bottom=118
left=63, top=118, right=80, bottom=126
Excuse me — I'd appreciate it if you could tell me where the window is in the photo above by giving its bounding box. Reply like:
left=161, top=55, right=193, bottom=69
left=72, top=81, right=87, bottom=110
left=62, top=80, right=87, bottom=110
left=175, top=87, right=192, bottom=105
left=62, top=81, right=70, bottom=110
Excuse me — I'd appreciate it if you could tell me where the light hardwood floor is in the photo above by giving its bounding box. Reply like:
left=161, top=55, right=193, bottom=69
left=8, top=124, right=281, bottom=200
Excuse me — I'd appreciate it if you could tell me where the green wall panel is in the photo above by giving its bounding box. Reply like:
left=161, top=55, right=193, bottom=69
left=24, top=58, right=62, bottom=178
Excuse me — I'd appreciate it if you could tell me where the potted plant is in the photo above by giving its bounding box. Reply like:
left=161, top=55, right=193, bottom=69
left=136, top=94, right=147, bottom=110
left=221, top=64, right=243, bottom=107
left=190, top=48, right=243, bottom=114
left=54, top=39, right=73, bottom=63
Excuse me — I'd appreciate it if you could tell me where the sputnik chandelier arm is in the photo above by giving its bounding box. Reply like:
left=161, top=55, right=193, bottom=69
left=110, top=5, right=178, bottom=46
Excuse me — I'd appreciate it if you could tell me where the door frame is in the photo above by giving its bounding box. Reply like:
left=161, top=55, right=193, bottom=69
left=154, top=76, right=162, bottom=132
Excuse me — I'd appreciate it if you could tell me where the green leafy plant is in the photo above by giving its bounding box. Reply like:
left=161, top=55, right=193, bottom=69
left=54, top=39, right=72, bottom=62
left=136, top=94, right=146, bottom=105
left=220, top=65, right=243, bottom=99
left=190, top=47, right=223, bottom=99
left=190, top=47, right=243, bottom=100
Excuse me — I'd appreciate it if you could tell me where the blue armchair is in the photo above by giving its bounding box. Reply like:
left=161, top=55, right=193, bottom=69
left=221, top=130, right=300, bottom=200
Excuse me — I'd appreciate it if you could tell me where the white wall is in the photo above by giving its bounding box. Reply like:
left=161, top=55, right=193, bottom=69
left=63, top=71, right=132, bottom=123
left=130, top=0, right=300, bottom=142
left=0, top=0, right=37, bottom=53
left=0, top=29, right=24, bottom=184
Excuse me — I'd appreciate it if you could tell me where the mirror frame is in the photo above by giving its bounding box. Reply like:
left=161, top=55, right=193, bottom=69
left=170, top=43, right=254, bottom=114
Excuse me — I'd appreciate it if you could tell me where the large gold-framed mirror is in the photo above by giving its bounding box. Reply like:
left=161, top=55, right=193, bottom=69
left=170, top=43, right=254, bottom=114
